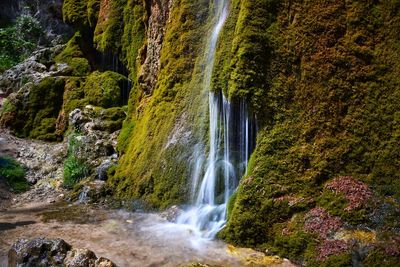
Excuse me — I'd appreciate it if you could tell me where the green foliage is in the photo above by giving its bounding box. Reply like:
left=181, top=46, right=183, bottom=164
left=63, top=134, right=89, bottom=189
left=83, top=71, right=127, bottom=108
left=0, top=156, right=29, bottom=193
left=63, top=155, right=89, bottom=189
left=0, top=15, right=42, bottom=71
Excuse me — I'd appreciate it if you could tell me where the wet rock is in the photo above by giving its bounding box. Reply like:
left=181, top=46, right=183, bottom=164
left=160, top=205, right=183, bottom=222
left=8, top=237, right=115, bottom=267
left=0, top=130, right=66, bottom=205
left=64, top=248, right=97, bottom=267
left=69, top=108, right=89, bottom=131
left=96, top=160, right=114, bottom=181
left=8, top=237, right=71, bottom=267
left=96, top=257, right=115, bottom=267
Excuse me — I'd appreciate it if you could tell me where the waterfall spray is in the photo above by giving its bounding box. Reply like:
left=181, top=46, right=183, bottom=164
left=176, top=0, right=256, bottom=239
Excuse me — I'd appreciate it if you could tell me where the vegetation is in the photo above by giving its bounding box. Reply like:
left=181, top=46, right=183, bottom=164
left=0, top=77, right=65, bottom=141
left=110, top=0, right=211, bottom=208
left=55, top=32, right=91, bottom=76
left=63, top=134, right=89, bottom=189
left=83, top=71, right=127, bottom=108
left=218, top=0, right=400, bottom=265
left=0, top=15, right=43, bottom=72
left=0, top=156, right=29, bottom=193
left=1, top=0, right=399, bottom=265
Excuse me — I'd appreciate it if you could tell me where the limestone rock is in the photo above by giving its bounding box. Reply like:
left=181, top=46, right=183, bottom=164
left=138, top=0, right=174, bottom=93
left=0, top=45, right=67, bottom=96
left=64, top=248, right=97, bottom=267
left=96, top=159, right=114, bottom=181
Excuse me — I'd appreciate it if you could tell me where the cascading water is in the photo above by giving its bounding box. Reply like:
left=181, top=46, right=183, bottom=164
left=176, top=0, right=257, bottom=239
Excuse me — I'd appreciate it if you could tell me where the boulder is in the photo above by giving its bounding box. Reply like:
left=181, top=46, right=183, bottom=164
left=8, top=237, right=116, bottom=267
left=8, top=237, right=71, bottom=267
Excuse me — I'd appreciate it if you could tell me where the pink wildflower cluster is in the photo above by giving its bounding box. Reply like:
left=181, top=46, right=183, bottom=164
left=326, top=176, right=372, bottom=211
left=304, top=207, right=342, bottom=239
left=384, top=236, right=400, bottom=256
left=316, top=240, right=349, bottom=261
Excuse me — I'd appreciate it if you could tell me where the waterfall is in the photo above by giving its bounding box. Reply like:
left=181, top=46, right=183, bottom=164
left=176, top=0, right=256, bottom=239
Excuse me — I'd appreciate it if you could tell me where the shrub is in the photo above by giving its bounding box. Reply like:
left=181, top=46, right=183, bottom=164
left=0, top=156, right=29, bottom=193
left=63, top=154, right=89, bottom=189
left=63, top=134, right=89, bottom=189
left=0, top=15, right=42, bottom=71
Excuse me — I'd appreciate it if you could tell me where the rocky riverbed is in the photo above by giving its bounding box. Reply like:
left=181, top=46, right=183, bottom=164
left=0, top=131, right=295, bottom=267
left=0, top=201, right=296, bottom=267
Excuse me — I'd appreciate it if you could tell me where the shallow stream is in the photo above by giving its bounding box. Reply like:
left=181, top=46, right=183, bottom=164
left=0, top=202, right=289, bottom=267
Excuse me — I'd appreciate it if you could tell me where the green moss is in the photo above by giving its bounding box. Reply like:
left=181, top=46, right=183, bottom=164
left=62, top=0, right=90, bottom=28
left=90, top=106, right=126, bottom=132
left=87, top=0, right=101, bottom=28
left=2, top=77, right=65, bottom=141
left=0, top=156, right=29, bottom=193
left=30, top=118, right=58, bottom=140
left=69, top=57, right=91, bottom=76
left=363, top=247, right=400, bottom=267
left=317, top=188, right=369, bottom=225
left=121, top=0, right=146, bottom=80
left=94, top=0, right=127, bottom=53
left=116, top=120, right=135, bottom=154
left=218, top=1, right=400, bottom=265
left=55, top=32, right=91, bottom=76
left=110, top=0, right=211, bottom=207
left=83, top=71, right=127, bottom=108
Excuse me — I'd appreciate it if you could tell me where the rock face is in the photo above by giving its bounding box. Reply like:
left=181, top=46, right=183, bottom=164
left=0, top=0, right=72, bottom=43
left=138, top=0, right=174, bottom=93
left=0, top=45, right=68, bottom=97
left=68, top=105, right=124, bottom=171
left=8, top=237, right=115, bottom=267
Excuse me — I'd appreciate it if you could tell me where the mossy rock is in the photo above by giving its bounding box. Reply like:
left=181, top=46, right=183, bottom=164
left=83, top=71, right=128, bottom=108
left=3, top=77, right=65, bottom=141
left=89, top=106, right=126, bottom=133
left=55, top=32, right=91, bottom=76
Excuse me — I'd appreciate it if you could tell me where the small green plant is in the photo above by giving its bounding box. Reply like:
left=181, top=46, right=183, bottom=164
left=63, top=154, right=89, bottom=189
left=0, top=156, right=30, bottom=193
left=63, top=134, right=89, bottom=189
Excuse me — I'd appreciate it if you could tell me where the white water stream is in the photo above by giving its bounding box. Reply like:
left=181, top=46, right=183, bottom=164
left=176, top=0, right=256, bottom=239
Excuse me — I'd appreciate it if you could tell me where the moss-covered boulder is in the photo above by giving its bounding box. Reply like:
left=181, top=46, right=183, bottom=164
left=54, top=32, right=91, bottom=76
left=1, top=77, right=65, bottom=141
left=83, top=71, right=127, bottom=108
